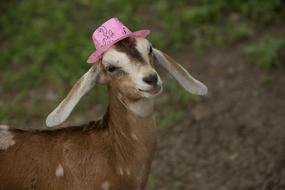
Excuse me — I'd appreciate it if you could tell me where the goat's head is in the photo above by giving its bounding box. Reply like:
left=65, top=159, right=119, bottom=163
left=100, top=37, right=162, bottom=100
left=46, top=37, right=207, bottom=127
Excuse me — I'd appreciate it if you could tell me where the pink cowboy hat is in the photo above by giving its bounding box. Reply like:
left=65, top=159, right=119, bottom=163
left=87, top=17, right=151, bottom=64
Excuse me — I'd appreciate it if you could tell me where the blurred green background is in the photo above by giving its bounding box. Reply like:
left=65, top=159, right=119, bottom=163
left=1, top=0, right=284, bottom=126
left=1, top=1, right=285, bottom=189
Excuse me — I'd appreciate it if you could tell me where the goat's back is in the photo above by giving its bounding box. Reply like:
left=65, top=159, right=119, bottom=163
left=0, top=119, right=155, bottom=190
left=0, top=122, right=109, bottom=190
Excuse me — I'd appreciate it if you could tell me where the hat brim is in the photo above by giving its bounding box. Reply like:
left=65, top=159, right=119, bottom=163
left=87, top=29, right=151, bottom=64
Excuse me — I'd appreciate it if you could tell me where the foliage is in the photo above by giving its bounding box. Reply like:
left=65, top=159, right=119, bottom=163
left=0, top=0, right=284, bottom=125
left=165, top=80, right=201, bottom=104
left=148, top=174, right=157, bottom=187
left=156, top=111, right=185, bottom=129
left=245, top=37, right=285, bottom=69
left=152, top=0, right=284, bottom=48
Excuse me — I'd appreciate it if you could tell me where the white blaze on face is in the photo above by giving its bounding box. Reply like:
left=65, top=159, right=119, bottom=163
left=102, top=48, right=131, bottom=70
left=136, top=38, right=162, bottom=85
left=102, top=39, right=162, bottom=93
left=103, top=48, right=143, bottom=85
left=135, top=38, right=151, bottom=63
left=0, top=125, right=15, bottom=150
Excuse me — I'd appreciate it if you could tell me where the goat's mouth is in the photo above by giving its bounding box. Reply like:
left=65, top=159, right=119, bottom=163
left=139, top=85, right=162, bottom=95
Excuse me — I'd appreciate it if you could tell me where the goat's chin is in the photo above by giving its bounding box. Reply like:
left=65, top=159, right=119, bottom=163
left=139, top=86, right=163, bottom=98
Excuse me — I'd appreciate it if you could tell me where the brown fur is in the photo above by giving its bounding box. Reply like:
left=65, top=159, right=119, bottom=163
left=0, top=88, right=156, bottom=190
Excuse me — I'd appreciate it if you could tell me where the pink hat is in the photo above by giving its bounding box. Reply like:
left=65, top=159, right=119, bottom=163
left=87, top=17, right=151, bottom=64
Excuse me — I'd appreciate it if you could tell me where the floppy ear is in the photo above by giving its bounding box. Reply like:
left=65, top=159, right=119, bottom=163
left=153, top=48, right=207, bottom=95
left=46, top=63, right=104, bottom=127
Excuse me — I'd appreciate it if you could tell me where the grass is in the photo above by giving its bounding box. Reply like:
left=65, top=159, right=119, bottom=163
left=165, top=80, right=201, bottom=104
left=148, top=174, right=186, bottom=189
left=0, top=0, right=284, bottom=127
left=245, top=37, right=285, bottom=69
left=156, top=111, right=185, bottom=129
left=148, top=174, right=157, bottom=187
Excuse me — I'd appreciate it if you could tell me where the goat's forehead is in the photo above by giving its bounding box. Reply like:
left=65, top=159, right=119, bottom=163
left=135, top=38, right=150, bottom=53
left=102, top=48, right=130, bottom=67
left=102, top=38, right=150, bottom=66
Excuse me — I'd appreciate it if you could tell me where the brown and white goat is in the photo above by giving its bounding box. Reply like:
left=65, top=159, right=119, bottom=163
left=0, top=37, right=207, bottom=190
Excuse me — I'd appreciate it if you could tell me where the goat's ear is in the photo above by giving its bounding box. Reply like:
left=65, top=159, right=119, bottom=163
left=153, top=48, right=207, bottom=95
left=46, top=63, right=105, bottom=127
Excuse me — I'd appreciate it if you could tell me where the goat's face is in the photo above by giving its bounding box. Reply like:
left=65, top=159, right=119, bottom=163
left=101, top=37, right=162, bottom=100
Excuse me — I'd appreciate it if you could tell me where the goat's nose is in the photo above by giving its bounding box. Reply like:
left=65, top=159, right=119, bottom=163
left=143, top=74, right=158, bottom=85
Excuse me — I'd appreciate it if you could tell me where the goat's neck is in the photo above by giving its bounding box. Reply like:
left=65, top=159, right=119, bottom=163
left=105, top=87, right=156, bottom=151
left=106, top=87, right=155, bottom=129
left=85, top=88, right=156, bottom=189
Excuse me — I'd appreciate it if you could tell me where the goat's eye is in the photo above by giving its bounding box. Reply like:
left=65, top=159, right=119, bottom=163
left=106, top=65, right=119, bottom=73
left=149, top=46, right=153, bottom=55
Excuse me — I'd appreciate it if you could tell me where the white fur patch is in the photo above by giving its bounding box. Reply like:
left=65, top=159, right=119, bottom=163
left=128, top=98, right=154, bottom=117
left=102, top=48, right=131, bottom=68
left=135, top=38, right=150, bottom=62
left=118, top=167, right=124, bottom=176
left=131, top=133, right=138, bottom=141
left=117, top=93, right=154, bottom=117
left=103, top=48, right=145, bottom=88
left=56, top=164, right=64, bottom=177
left=101, top=181, right=110, bottom=190
left=0, top=125, right=15, bottom=150
left=125, top=168, right=131, bottom=175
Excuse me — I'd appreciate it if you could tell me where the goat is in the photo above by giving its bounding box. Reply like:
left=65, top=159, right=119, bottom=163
left=0, top=37, right=207, bottom=190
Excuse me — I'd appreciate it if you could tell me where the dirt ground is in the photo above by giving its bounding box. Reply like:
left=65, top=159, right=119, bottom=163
left=147, top=43, right=285, bottom=190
